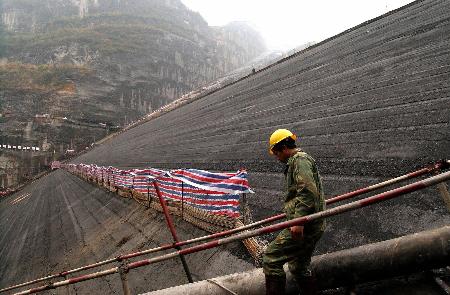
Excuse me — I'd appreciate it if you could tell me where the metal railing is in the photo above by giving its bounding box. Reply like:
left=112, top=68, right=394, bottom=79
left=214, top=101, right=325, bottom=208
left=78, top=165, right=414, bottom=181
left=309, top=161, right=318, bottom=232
left=2, top=160, right=449, bottom=295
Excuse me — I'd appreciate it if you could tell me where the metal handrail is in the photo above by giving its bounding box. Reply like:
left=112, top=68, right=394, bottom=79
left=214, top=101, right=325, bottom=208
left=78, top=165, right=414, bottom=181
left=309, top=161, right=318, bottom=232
left=1, top=160, right=448, bottom=294
left=153, top=181, right=193, bottom=282
left=10, top=169, right=450, bottom=295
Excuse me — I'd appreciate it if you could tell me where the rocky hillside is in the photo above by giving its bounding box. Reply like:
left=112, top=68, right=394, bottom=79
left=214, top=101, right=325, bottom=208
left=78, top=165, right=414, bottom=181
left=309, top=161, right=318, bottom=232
left=0, top=0, right=266, bottom=187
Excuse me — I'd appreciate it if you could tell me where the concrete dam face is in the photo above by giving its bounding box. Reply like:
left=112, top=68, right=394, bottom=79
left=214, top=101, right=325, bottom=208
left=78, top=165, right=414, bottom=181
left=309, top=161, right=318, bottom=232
left=1, top=0, right=450, bottom=294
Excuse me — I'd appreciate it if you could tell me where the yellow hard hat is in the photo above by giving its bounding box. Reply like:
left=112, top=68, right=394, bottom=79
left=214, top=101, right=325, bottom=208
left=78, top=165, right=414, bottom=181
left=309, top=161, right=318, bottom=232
left=269, top=129, right=297, bottom=154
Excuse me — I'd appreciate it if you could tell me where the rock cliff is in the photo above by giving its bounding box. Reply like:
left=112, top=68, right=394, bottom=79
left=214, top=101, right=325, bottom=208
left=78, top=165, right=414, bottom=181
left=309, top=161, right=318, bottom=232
left=0, top=0, right=267, bottom=187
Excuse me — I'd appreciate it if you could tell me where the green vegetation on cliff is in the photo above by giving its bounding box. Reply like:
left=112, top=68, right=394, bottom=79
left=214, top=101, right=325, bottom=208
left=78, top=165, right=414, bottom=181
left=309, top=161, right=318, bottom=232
left=0, top=63, right=88, bottom=91
left=6, top=12, right=205, bottom=56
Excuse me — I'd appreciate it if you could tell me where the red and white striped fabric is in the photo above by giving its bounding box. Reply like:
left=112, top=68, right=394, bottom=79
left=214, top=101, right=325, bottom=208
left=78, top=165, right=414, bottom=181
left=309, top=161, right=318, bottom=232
left=63, top=164, right=252, bottom=218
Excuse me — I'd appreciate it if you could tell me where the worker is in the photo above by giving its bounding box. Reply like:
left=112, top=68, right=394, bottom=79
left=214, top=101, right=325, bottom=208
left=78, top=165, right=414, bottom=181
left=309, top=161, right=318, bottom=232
left=263, top=129, right=326, bottom=295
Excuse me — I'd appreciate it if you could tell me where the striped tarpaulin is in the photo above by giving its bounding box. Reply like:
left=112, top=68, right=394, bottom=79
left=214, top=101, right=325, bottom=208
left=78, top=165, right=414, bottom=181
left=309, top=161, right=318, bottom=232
left=167, top=168, right=253, bottom=195
left=156, top=175, right=241, bottom=217
left=113, top=169, right=134, bottom=188
left=63, top=164, right=251, bottom=217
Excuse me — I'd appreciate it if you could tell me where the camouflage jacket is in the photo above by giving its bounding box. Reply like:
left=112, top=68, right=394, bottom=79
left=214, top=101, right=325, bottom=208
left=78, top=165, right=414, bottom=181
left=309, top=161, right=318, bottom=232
left=283, top=149, right=326, bottom=233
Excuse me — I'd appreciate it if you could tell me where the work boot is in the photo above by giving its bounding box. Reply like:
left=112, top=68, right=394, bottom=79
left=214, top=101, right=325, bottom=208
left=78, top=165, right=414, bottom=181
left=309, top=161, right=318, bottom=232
left=265, top=275, right=286, bottom=295
left=296, top=275, right=318, bottom=295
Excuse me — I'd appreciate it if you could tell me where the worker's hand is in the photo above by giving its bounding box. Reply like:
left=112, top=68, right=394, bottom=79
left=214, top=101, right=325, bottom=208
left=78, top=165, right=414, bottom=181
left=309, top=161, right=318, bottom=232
left=290, top=225, right=304, bottom=240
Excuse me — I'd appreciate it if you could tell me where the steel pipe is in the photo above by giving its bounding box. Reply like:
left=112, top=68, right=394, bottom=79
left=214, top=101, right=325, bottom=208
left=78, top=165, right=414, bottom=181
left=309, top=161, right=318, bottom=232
left=13, top=268, right=119, bottom=295
left=142, top=268, right=269, bottom=295
left=153, top=181, right=193, bottom=283
left=436, top=177, right=450, bottom=212
left=119, top=262, right=131, bottom=295
left=142, top=226, right=450, bottom=295
left=326, top=160, right=448, bottom=205
left=313, top=226, right=450, bottom=289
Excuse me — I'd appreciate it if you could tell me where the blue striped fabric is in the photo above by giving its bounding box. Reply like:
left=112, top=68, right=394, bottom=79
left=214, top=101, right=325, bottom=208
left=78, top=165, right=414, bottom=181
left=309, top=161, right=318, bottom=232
left=64, top=164, right=253, bottom=218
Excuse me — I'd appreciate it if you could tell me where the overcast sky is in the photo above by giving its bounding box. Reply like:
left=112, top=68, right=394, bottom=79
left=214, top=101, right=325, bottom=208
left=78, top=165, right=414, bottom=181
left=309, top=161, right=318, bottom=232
left=181, top=0, right=415, bottom=51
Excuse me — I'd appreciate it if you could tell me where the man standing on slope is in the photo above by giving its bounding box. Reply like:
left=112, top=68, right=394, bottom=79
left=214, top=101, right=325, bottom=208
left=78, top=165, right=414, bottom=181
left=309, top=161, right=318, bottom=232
left=263, top=129, right=326, bottom=295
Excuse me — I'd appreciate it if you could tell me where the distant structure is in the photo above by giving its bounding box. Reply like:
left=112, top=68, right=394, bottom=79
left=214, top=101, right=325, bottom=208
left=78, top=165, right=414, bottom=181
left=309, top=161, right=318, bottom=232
left=51, top=161, right=61, bottom=170
left=0, top=144, right=40, bottom=152
left=65, top=149, right=76, bottom=156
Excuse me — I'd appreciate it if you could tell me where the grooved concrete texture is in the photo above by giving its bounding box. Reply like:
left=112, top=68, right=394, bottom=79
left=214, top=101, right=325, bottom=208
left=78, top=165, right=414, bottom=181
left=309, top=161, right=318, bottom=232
left=76, top=0, right=450, bottom=176
left=0, top=170, right=253, bottom=294
left=73, top=0, right=450, bottom=251
left=1, top=1, right=450, bottom=294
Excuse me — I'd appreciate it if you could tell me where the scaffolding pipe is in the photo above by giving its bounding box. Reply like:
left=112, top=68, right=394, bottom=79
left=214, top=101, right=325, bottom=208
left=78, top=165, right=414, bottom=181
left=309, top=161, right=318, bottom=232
left=13, top=170, right=450, bottom=295
left=325, top=160, right=448, bottom=205
left=124, top=170, right=450, bottom=272
left=14, top=268, right=118, bottom=295
left=101, top=159, right=446, bottom=259
left=2, top=160, right=447, bottom=294
left=119, top=262, right=131, bottom=295
left=436, top=175, right=450, bottom=212
left=153, top=181, right=193, bottom=283
left=144, top=226, right=450, bottom=295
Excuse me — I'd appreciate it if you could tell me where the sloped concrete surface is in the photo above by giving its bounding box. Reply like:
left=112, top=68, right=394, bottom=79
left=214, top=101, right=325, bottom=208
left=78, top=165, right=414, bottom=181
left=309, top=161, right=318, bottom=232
left=1, top=0, right=450, bottom=294
left=0, top=170, right=253, bottom=294
left=73, top=0, right=450, bottom=252
left=76, top=0, right=450, bottom=175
